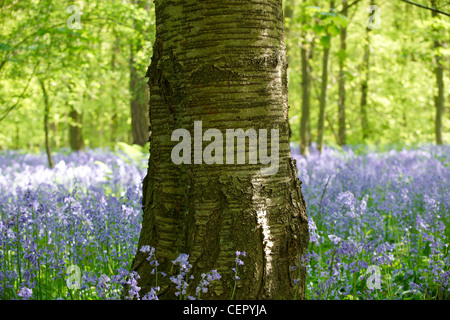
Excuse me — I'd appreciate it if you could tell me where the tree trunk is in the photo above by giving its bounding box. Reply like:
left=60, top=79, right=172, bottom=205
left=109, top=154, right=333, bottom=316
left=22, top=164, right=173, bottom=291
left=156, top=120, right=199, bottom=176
left=337, top=0, right=348, bottom=146
left=15, top=122, right=20, bottom=150
left=129, top=0, right=309, bottom=300
left=39, top=79, right=53, bottom=169
left=318, top=1, right=335, bottom=153
left=69, top=106, right=84, bottom=151
left=300, top=0, right=316, bottom=156
left=360, top=0, right=374, bottom=141
left=130, top=43, right=150, bottom=146
left=431, top=0, right=445, bottom=145
left=300, top=38, right=312, bottom=156
left=111, top=36, right=120, bottom=144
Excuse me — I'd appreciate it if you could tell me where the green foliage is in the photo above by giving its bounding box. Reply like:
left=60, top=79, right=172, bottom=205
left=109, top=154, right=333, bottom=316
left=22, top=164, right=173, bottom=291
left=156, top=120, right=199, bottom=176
left=0, top=0, right=448, bottom=151
left=0, top=0, right=155, bottom=150
left=284, top=0, right=449, bottom=148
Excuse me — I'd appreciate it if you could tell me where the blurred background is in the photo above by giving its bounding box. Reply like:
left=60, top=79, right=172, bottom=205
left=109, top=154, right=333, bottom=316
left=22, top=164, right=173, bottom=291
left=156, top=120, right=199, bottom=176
left=0, top=0, right=448, bottom=156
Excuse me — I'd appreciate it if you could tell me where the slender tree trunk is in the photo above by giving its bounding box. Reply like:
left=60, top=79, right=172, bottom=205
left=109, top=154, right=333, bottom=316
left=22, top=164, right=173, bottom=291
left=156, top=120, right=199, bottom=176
left=52, top=120, right=59, bottom=149
left=360, top=0, right=374, bottom=141
left=15, top=122, right=19, bottom=150
left=39, top=79, right=53, bottom=169
left=69, top=106, right=84, bottom=151
left=300, top=0, right=316, bottom=156
left=318, top=1, right=335, bottom=153
left=431, top=0, right=445, bottom=145
left=300, top=38, right=312, bottom=156
left=111, top=36, right=120, bottom=144
left=338, top=0, right=348, bottom=146
left=128, top=0, right=309, bottom=300
left=299, top=0, right=315, bottom=158
left=129, top=0, right=151, bottom=147
left=130, top=43, right=150, bottom=146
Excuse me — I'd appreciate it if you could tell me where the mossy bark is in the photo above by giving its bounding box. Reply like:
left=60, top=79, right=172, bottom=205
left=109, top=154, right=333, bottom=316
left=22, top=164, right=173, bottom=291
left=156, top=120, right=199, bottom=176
left=130, top=0, right=309, bottom=300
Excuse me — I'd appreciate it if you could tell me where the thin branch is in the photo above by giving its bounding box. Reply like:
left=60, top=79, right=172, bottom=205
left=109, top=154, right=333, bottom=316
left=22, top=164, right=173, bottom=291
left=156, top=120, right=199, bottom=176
left=400, top=0, right=450, bottom=17
left=0, top=22, right=62, bottom=74
left=0, top=58, right=42, bottom=122
left=346, top=0, right=362, bottom=11
left=0, top=17, right=135, bottom=74
left=338, top=0, right=362, bottom=14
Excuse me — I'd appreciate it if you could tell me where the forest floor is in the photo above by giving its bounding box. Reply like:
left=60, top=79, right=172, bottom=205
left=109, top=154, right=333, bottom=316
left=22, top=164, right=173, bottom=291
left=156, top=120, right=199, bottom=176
left=0, top=144, right=449, bottom=300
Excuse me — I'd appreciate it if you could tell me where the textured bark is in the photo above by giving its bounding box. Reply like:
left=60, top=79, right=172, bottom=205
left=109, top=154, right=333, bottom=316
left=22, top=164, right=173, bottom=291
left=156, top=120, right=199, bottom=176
left=318, top=1, right=334, bottom=153
left=337, top=0, right=348, bottom=146
left=39, top=79, right=53, bottom=169
left=129, top=0, right=309, bottom=300
left=69, top=106, right=84, bottom=151
left=360, top=0, right=373, bottom=141
left=431, top=0, right=445, bottom=145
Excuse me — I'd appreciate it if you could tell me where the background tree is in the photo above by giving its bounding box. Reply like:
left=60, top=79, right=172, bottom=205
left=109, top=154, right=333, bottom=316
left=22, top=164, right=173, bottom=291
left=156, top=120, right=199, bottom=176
left=129, top=0, right=151, bottom=147
left=337, top=0, right=348, bottom=146
left=317, top=1, right=340, bottom=153
left=299, top=1, right=319, bottom=156
left=0, top=0, right=154, bottom=151
left=431, top=0, right=445, bottom=144
left=39, top=78, right=54, bottom=168
left=360, top=0, right=375, bottom=141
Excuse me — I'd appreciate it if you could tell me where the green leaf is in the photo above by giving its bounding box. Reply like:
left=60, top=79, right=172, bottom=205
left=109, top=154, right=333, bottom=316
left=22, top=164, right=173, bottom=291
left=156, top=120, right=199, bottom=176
left=320, top=35, right=331, bottom=48
left=0, top=43, right=12, bottom=51
left=327, top=24, right=341, bottom=37
left=334, top=14, right=348, bottom=28
left=313, top=24, right=326, bottom=35
left=37, top=28, right=48, bottom=36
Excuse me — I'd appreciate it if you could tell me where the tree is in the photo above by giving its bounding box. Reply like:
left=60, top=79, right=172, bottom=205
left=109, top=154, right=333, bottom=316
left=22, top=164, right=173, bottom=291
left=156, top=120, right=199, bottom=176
left=300, top=30, right=313, bottom=156
left=129, top=0, right=151, bottom=147
left=431, top=0, right=445, bottom=145
left=337, top=0, right=348, bottom=146
left=299, top=0, right=316, bottom=156
left=38, top=78, right=54, bottom=168
left=69, top=106, right=85, bottom=151
left=128, top=0, right=309, bottom=300
left=317, top=1, right=336, bottom=153
left=360, top=0, right=375, bottom=141
left=129, top=44, right=150, bottom=146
